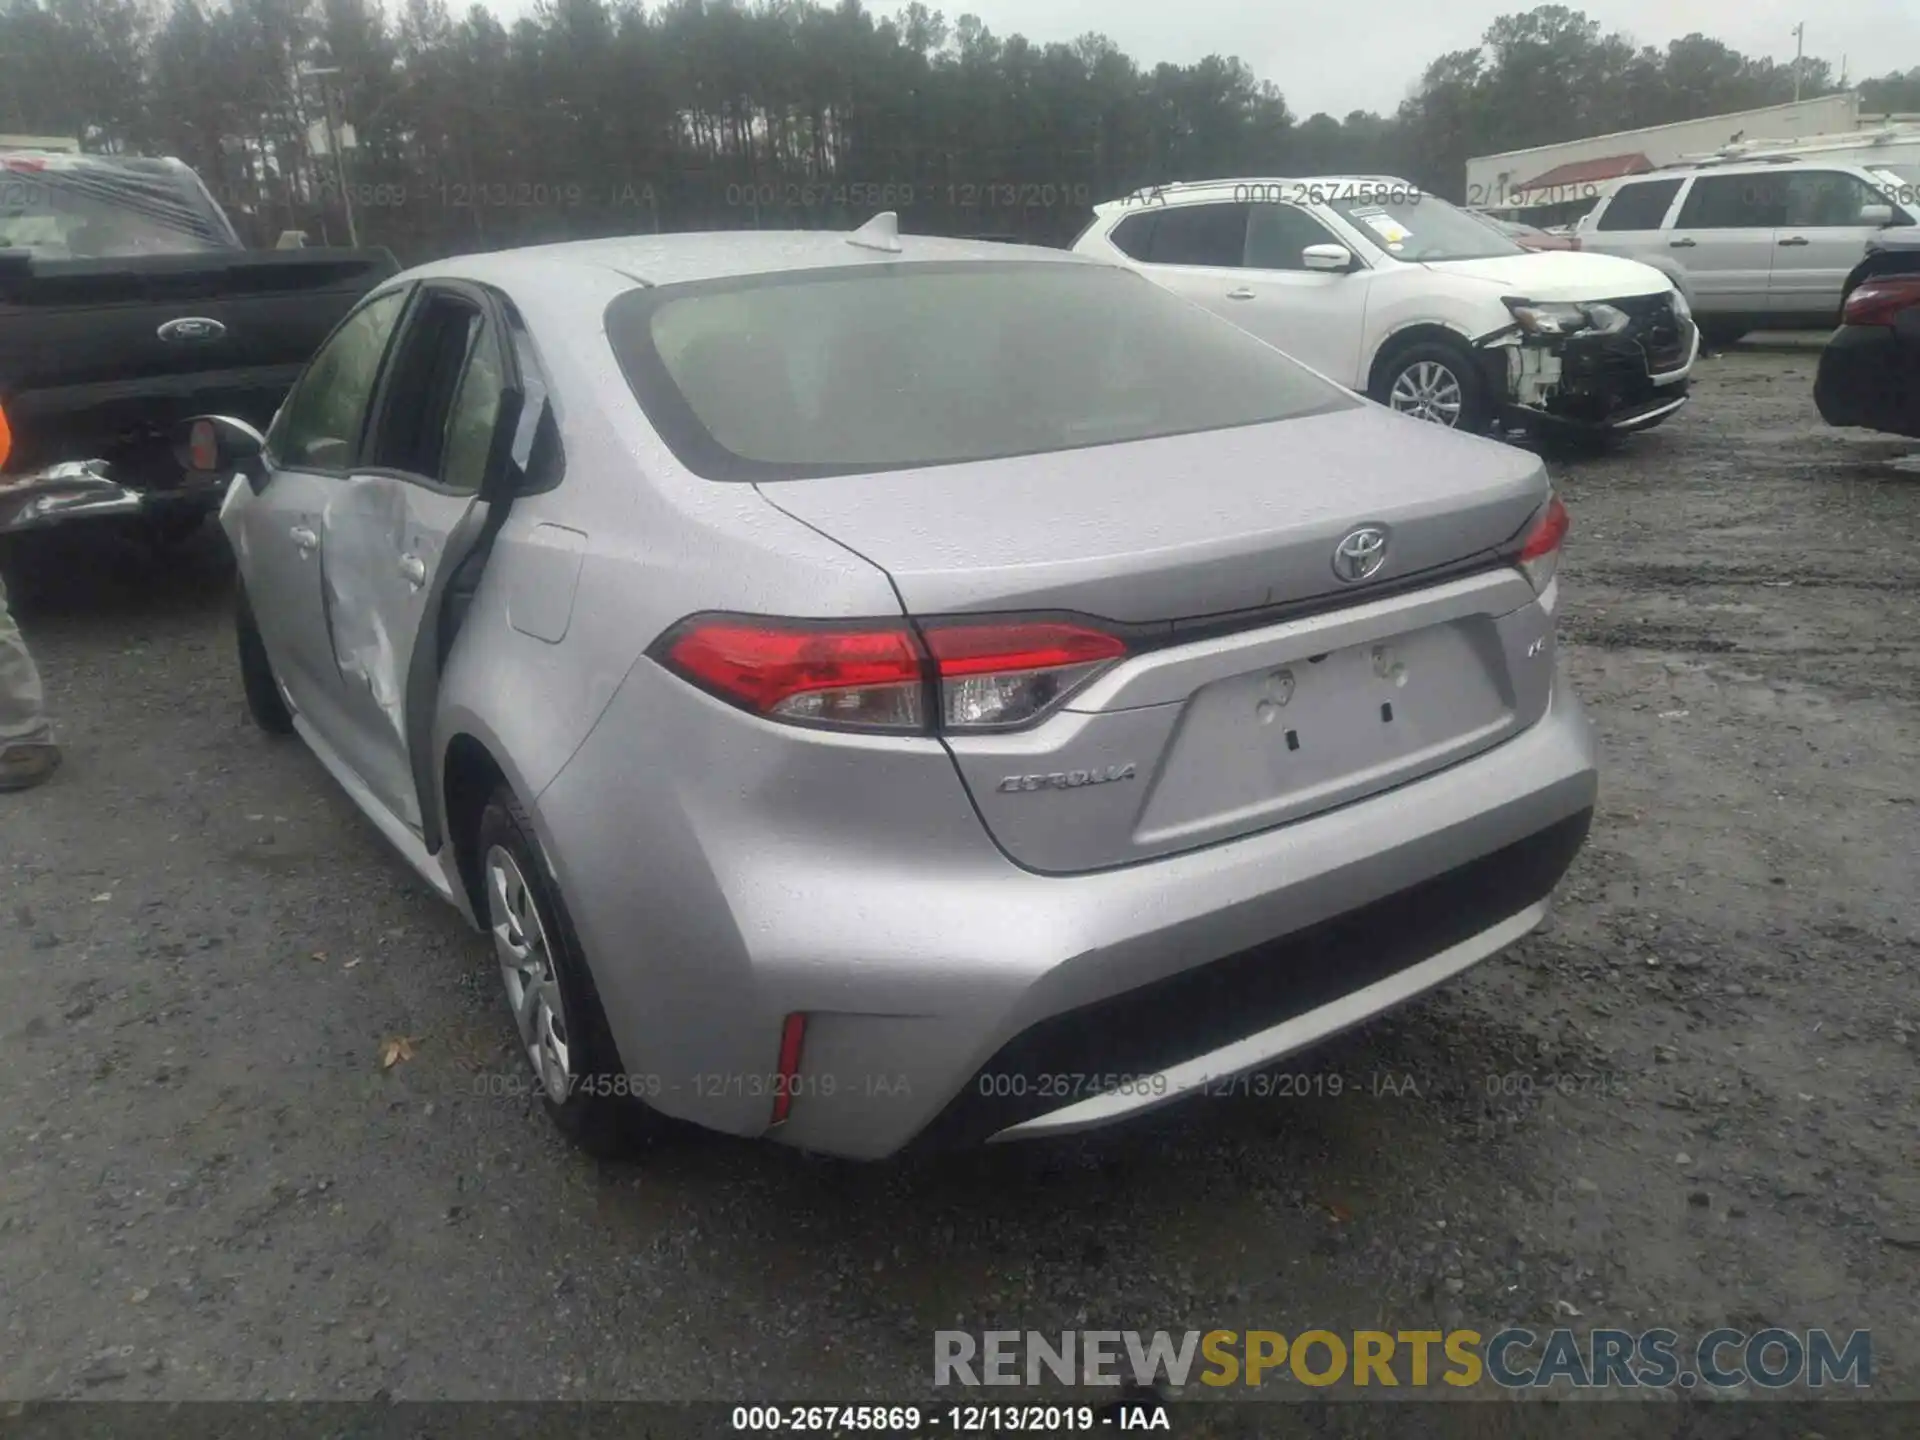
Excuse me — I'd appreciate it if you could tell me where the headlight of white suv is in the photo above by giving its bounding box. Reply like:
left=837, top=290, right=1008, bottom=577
left=1668, top=285, right=1692, bottom=322
left=1503, top=297, right=1632, bottom=336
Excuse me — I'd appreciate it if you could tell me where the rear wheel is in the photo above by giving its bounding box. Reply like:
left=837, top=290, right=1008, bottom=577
left=477, top=784, right=665, bottom=1159
left=1373, top=340, right=1492, bottom=433
left=235, top=584, right=294, bottom=735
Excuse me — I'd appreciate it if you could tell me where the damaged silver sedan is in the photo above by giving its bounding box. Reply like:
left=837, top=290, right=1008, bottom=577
left=182, top=223, right=1598, bottom=1162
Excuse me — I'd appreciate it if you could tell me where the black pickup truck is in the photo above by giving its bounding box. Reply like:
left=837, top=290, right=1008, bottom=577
left=0, top=150, right=398, bottom=538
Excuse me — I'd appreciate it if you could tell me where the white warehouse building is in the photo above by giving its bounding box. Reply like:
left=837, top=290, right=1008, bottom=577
left=1464, top=93, right=1904, bottom=226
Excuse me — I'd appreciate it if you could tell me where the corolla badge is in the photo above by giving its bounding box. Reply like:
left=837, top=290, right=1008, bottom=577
left=157, top=316, right=227, bottom=344
left=997, top=763, right=1137, bottom=794
left=1332, top=525, right=1389, bottom=583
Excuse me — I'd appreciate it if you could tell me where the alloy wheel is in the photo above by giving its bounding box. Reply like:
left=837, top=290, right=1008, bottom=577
left=1388, top=360, right=1465, bottom=426
left=485, top=844, right=573, bottom=1105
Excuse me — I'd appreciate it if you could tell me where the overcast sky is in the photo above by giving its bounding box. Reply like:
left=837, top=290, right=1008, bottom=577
left=858, top=0, right=1920, bottom=115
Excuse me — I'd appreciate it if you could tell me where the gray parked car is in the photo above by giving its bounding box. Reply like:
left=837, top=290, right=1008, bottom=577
left=187, top=216, right=1598, bottom=1161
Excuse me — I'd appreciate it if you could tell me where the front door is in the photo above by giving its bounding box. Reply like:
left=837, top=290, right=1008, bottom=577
left=1768, top=170, right=1894, bottom=321
left=1665, top=173, right=1782, bottom=313
left=317, top=285, right=508, bottom=831
left=228, top=286, right=409, bottom=733
left=1229, top=202, right=1371, bottom=385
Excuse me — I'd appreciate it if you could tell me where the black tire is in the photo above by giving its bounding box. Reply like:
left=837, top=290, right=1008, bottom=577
left=236, top=584, right=294, bottom=735
left=1697, top=321, right=1749, bottom=349
left=1371, top=339, right=1493, bottom=434
left=475, top=784, right=665, bottom=1159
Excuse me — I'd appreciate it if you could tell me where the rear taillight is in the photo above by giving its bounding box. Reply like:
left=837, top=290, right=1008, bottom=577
left=1515, top=493, right=1570, bottom=593
left=924, top=621, right=1126, bottom=730
left=659, top=619, right=927, bottom=731
left=653, top=615, right=1128, bottom=734
left=1843, top=276, right=1920, bottom=327
left=0, top=400, right=11, bottom=471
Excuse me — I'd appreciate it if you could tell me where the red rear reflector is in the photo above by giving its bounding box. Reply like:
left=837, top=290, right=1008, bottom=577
left=0, top=401, right=11, bottom=471
left=1518, top=495, right=1570, bottom=562
left=1843, top=276, right=1920, bottom=327
left=769, top=1012, right=807, bottom=1127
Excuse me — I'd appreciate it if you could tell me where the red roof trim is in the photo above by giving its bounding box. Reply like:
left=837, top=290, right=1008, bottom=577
left=1515, top=152, right=1655, bottom=190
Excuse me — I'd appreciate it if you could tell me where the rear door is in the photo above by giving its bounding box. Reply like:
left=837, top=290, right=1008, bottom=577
left=231, top=285, right=410, bottom=733
left=1110, top=199, right=1256, bottom=325
left=317, top=283, right=512, bottom=831
left=1769, top=170, right=1893, bottom=320
left=1665, top=172, right=1782, bottom=312
left=1579, top=176, right=1685, bottom=265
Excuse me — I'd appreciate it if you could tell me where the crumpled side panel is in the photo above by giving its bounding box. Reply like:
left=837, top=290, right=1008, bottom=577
left=323, top=477, right=410, bottom=737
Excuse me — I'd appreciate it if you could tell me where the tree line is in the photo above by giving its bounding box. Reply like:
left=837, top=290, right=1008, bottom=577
left=2, top=0, right=1917, bottom=262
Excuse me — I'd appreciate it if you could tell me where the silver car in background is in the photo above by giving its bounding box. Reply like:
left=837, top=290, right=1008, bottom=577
left=194, top=216, right=1598, bottom=1160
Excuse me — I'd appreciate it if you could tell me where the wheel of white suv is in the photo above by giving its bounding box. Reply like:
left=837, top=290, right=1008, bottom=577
left=476, top=783, right=665, bottom=1158
left=1373, top=341, right=1491, bottom=432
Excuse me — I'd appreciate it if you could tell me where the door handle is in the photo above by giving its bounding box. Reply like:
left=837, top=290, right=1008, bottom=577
left=1777, top=235, right=1810, bottom=247
left=1225, top=287, right=1257, bottom=300
left=1668, top=238, right=1696, bottom=248
left=398, top=554, right=427, bottom=587
left=290, top=524, right=318, bottom=552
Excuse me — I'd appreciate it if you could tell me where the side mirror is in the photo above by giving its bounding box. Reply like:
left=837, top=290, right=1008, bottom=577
left=178, top=414, right=269, bottom=493
left=1860, top=203, right=1895, bottom=227
left=1302, top=244, right=1355, bottom=273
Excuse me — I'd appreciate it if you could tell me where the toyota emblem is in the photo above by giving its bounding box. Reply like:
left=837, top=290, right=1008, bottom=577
left=1332, top=526, right=1389, bottom=583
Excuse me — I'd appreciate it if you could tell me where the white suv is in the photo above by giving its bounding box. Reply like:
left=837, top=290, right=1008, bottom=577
left=1573, top=160, right=1920, bottom=346
left=1073, top=176, right=1698, bottom=439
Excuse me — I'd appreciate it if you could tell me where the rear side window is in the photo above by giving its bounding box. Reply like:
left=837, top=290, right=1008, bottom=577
left=1675, top=175, right=1785, bottom=229
left=1143, top=202, right=1248, bottom=266
left=1594, top=179, right=1683, bottom=231
left=606, top=260, right=1358, bottom=481
left=1109, top=212, right=1157, bottom=260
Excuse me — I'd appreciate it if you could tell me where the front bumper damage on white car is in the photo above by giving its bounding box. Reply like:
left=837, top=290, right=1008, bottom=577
left=1476, top=291, right=1699, bottom=436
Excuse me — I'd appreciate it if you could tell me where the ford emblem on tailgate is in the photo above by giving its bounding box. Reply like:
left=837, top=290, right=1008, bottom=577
left=157, top=316, right=227, bottom=344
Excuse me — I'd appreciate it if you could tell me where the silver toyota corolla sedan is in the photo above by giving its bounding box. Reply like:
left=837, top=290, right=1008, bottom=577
left=189, top=214, right=1598, bottom=1160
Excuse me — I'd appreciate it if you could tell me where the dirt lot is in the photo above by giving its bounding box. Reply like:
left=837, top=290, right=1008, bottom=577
left=1, top=347, right=1917, bottom=1408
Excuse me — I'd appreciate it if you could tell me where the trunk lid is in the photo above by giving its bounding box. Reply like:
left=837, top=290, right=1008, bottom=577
left=757, top=405, right=1559, bottom=873
left=755, top=403, right=1547, bottom=622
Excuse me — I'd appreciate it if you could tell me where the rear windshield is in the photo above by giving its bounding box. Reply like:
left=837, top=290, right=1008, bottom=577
left=0, top=158, right=239, bottom=259
left=605, top=260, right=1358, bottom=481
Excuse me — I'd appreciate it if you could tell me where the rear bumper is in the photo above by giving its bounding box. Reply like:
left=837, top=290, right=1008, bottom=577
left=1815, top=323, right=1920, bottom=438
left=0, top=458, right=227, bottom=535
left=536, top=658, right=1599, bottom=1160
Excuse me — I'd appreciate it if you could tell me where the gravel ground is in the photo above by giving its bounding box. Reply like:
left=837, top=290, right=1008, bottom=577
left=1, top=347, right=1917, bottom=1407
